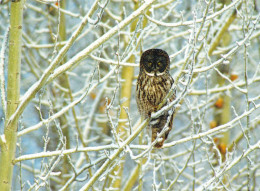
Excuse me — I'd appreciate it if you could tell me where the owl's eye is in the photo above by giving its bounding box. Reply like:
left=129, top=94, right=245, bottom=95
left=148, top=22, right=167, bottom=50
left=158, top=62, right=161, bottom=66
left=147, top=62, right=152, bottom=67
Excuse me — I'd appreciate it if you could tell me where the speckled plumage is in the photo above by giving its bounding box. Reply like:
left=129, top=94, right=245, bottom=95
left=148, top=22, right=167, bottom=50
left=136, top=49, right=175, bottom=148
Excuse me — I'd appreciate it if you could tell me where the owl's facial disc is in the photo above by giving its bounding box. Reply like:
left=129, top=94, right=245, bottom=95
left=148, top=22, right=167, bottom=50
left=141, top=49, right=170, bottom=77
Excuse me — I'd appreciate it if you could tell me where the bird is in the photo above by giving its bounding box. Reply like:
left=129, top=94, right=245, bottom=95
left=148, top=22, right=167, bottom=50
left=136, top=49, right=175, bottom=148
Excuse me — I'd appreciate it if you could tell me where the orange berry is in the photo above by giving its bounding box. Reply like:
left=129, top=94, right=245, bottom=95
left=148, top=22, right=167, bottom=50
left=215, top=97, right=224, bottom=108
left=210, top=120, right=217, bottom=129
left=218, top=143, right=227, bottom=155
left=89, top=92, right=96, bottom=99
left=230, top=74, right=238, bottom=81
left=213, top=137, right=219, bottom=143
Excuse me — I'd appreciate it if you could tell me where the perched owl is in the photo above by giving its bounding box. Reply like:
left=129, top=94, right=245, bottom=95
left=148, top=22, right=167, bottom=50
left=136, top=49, right=175, bottom=148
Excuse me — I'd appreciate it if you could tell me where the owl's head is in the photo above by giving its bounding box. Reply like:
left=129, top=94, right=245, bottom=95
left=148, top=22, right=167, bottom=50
left=140, top=49, right=170, bottom=76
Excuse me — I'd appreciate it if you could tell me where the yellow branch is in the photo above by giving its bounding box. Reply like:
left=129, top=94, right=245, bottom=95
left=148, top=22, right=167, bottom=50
left=0, top=0, right=24, bottom=190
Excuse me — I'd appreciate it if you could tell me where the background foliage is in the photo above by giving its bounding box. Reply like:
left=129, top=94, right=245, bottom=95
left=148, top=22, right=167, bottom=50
left=0, top=0, right=260, bottom=190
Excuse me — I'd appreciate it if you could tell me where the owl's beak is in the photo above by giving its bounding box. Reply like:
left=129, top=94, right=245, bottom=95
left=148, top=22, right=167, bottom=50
left=154, top=67, right=159, bottom=76
left=150, top=63, right=159, bottom=76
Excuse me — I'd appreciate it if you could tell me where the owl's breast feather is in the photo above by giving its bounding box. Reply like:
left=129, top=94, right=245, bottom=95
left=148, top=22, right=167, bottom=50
left=136, top=73, right=173, bottom=117
left=146, top=75, right=172, bottom=106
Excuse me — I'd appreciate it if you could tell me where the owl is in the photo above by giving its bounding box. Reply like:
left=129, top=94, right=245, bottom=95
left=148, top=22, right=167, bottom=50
left=136, top=49, right=175, bottom=148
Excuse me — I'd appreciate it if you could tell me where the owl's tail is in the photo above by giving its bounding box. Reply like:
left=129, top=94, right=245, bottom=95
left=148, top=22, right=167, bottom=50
left=150, top=113, right=173, bottom=148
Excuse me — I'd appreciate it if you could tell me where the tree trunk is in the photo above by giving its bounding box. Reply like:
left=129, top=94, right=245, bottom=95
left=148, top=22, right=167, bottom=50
left=0, top=0, right=24, bottom=190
